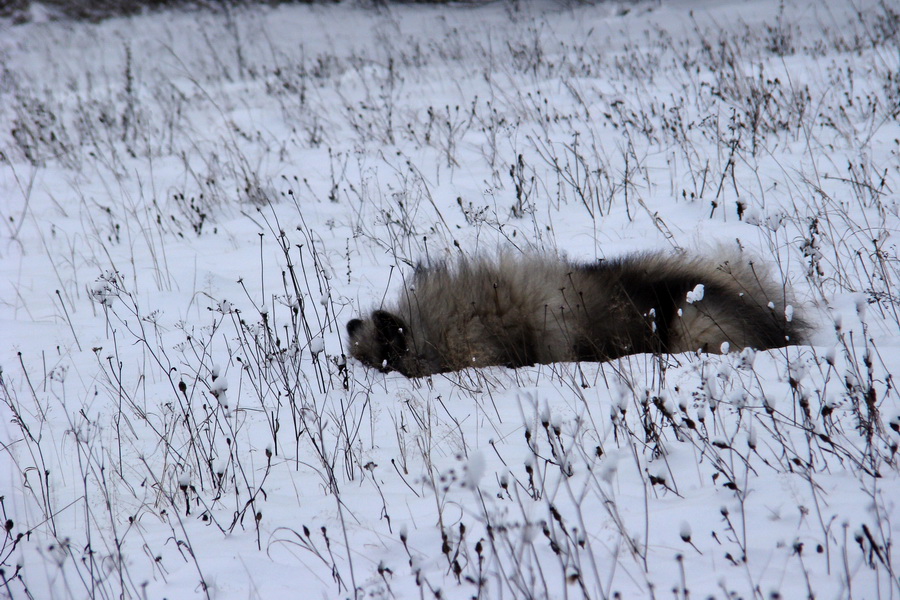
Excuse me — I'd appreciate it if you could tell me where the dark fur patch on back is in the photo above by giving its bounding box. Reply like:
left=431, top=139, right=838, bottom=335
left=576, top=261, right=693, bottom=357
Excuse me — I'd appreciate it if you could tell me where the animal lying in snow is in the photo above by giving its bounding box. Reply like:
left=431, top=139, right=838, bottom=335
left=346, top=252, right=807, bottom=377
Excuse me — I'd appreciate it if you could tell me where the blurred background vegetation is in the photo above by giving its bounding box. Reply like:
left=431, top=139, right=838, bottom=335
left=0, top=0, right=539, bottom=24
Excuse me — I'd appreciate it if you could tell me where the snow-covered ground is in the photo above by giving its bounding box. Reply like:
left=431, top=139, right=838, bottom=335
left=2, top=1, right=899, bottom=598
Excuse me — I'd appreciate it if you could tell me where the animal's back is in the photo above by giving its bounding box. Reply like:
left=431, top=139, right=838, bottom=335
left=396, top=255, right=581, bottom=372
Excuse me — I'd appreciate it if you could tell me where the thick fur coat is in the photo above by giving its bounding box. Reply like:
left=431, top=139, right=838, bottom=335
left=346, top=252, right=807, bottom=377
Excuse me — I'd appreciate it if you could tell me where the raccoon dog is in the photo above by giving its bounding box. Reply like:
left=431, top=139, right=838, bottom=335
left=346, top=252, right=807, bottom=377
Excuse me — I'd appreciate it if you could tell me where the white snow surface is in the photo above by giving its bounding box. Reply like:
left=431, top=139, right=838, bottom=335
left=1, top=1, right=900, bottom=598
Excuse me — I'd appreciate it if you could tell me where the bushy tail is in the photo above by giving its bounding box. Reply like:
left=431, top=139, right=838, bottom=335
left=665, top=252, right=808, bottom=354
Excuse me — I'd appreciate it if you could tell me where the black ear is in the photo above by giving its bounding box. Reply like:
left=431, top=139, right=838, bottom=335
left=372, top=310, right=409, bottom=363
left=346, top=318, right=364, bottom=337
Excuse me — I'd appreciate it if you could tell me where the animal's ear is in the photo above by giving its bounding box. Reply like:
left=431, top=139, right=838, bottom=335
left=372, top=310, right=409, bottom=362
left=346, top=318, right=364, bottom=337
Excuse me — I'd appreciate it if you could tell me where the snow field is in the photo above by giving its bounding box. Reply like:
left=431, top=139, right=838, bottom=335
left=1, top=1, right=900, bottom=598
